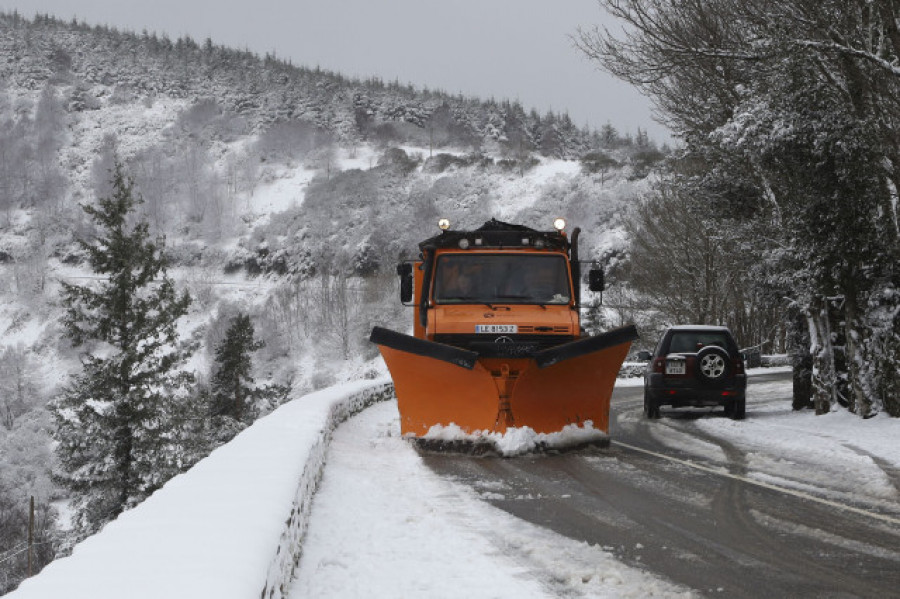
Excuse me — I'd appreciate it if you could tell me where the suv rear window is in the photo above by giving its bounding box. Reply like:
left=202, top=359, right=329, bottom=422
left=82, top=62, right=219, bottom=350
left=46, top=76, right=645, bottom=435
left=667, top=331, right=731, bottom=354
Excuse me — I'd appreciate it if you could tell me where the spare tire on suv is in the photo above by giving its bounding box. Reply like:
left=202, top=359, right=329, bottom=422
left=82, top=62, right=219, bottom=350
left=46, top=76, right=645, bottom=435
left=642, top=325, right=747, bottom=420
left=697, top=345, right=730, bottom=381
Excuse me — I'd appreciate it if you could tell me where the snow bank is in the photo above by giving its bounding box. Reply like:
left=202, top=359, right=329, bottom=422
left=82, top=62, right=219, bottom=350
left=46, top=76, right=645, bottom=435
left=8, top=378, right=393, bottom=599
left=423, top=421, right=609, bottom=456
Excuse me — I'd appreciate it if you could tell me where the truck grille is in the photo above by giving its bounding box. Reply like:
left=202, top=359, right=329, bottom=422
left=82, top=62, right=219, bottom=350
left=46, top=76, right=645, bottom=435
left=433, top=334, right=576, bottom=358
left=516, top=325, right=570, bottom=334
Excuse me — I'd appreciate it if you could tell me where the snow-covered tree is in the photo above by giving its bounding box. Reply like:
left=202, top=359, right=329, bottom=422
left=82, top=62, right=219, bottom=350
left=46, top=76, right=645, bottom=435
left=32, top=84, right=67, bottom=214
left=579, top=0, right=900, bottom=416
left=623, top=182, right=754, bottom=331
left=0, top=345, right=38, bottom=430
left=209, top=313, right=264, bottom=424
left=52, top=162, right=193, bottom=537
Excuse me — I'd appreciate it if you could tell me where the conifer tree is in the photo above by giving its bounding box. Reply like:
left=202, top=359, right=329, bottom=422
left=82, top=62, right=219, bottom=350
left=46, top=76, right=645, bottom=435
left=209, top=313, right=264, bottom=424
left=52, top=162, right=193, bottom=537
left=581, top=296, right=607, bottom=337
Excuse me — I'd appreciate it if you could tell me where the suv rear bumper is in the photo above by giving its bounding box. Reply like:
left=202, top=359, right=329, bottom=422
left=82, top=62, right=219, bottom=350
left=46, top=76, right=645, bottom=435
left=645, top=374, right=746, bottom=407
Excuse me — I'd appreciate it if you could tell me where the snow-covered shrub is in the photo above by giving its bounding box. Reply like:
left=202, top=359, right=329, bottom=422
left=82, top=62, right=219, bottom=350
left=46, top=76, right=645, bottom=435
left=423, top=152, right=475, bottom=173
left=377, top=147, right=420, bottom=173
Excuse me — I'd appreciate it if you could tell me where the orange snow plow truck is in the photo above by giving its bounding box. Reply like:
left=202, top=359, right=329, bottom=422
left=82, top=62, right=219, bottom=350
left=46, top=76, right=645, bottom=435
left=370, top=218, right=639, bottom=439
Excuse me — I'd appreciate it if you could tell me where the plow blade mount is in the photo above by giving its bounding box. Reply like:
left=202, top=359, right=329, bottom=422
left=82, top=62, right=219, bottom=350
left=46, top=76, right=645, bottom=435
left=370, top=325, right=638, bottom=437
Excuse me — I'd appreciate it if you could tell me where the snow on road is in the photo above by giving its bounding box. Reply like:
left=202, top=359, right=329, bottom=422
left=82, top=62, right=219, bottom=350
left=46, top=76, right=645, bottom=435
left=647, top=371, right=900, bottom=510
left=291, top=370, right=900, bottom=598
left=289, top=401, right=691, bottom=599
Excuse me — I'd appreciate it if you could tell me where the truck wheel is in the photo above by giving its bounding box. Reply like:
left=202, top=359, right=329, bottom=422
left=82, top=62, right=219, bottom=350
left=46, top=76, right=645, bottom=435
left=730, top=398, right=746, bottom=420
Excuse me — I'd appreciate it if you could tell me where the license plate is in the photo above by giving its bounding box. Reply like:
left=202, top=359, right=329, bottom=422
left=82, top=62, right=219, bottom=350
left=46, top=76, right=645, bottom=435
left=666, top=360, right=685, bottom=375
left=476, top=324, right=518, bottom=334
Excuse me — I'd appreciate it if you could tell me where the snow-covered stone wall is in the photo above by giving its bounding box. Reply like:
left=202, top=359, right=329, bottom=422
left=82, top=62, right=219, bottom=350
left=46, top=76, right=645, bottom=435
left=8, top=379, right=393, bottom=599
left=261, top=381, right=394, bottom=599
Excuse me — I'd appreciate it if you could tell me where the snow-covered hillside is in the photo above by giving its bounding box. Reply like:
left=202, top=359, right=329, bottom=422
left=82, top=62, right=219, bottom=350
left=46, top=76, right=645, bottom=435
left=0, top=12, right=663, bottom=591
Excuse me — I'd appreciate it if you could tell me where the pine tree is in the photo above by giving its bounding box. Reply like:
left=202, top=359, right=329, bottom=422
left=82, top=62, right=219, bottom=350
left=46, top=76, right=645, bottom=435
left=52, top=162, right=193, bottom=537
left=209, top=313, right=264, bottom=424
left=581, top=296, right=608, bottom=337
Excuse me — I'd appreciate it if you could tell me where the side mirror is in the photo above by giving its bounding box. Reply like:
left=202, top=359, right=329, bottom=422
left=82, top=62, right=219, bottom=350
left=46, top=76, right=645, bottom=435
left=588, top=268, right=605, bottom=292
left=637, top=350, right=652, bottom=361
left=397, top=263, right=413, bottom=303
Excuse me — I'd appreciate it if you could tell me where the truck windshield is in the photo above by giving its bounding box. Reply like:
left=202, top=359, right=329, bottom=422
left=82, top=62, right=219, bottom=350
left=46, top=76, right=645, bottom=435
left=433, top=254, right=571, bottom=305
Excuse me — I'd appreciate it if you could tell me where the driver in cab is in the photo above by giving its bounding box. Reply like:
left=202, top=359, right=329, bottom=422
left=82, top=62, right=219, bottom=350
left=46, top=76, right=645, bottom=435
left=523, top=263, right=568, bottom=304
left=438, top=263, right=476, bottom=300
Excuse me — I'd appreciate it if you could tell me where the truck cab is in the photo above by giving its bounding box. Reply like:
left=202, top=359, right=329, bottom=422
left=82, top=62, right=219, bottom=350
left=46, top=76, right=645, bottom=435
left=401, top=218, right=600, bottom=358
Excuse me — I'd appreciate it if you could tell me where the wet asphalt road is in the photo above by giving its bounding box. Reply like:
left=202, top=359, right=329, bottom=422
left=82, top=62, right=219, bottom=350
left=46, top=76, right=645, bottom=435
left=421, top=371, right=900, bottom=598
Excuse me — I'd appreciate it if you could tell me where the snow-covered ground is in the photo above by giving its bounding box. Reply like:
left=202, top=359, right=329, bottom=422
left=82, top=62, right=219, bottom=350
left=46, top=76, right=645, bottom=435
left=644, top=371, right=900, bottom=510
left=291, top=367, right=900, bottom=598
left=9, top=369, right=899, bottom=598
left=7, top=379, right=393, bottom=599
left=289, top=401, right=691, bottom=599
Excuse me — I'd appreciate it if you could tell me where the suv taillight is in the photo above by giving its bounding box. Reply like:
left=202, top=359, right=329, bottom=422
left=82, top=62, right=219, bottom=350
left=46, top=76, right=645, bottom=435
left=652, top=357, right=665, bottom=373
left=734, top=357, right=745, bottom=374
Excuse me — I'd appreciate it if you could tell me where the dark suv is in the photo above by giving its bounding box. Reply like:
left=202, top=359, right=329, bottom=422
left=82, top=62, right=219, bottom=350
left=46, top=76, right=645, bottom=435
left=640, top=325, right=746, bottom=419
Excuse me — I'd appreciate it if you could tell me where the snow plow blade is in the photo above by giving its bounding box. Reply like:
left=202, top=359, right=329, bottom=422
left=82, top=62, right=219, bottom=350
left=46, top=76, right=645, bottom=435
left=370, top=325, right=638, bottom=437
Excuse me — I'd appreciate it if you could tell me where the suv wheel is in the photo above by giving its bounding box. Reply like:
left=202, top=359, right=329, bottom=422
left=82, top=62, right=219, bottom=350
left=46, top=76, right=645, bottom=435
left=697, top=346, right=729, bottom=381
left=644, top=389, right=661, bottom=419
left=731, top=398, right=746, bottom=420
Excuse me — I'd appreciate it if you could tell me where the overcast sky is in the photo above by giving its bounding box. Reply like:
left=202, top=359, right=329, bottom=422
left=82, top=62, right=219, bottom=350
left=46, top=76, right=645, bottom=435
left=1, top=0, right=671, bottom=143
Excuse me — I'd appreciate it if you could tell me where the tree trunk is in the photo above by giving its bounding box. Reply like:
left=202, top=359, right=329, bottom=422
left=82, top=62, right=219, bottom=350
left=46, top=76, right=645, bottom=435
left=843, top=289, right=874, bottom=416
left=790, top=308, right=813, bottom=410
left=807, top=299, right=836, bottom=415
left=234, top=374, right=243, bottom=422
